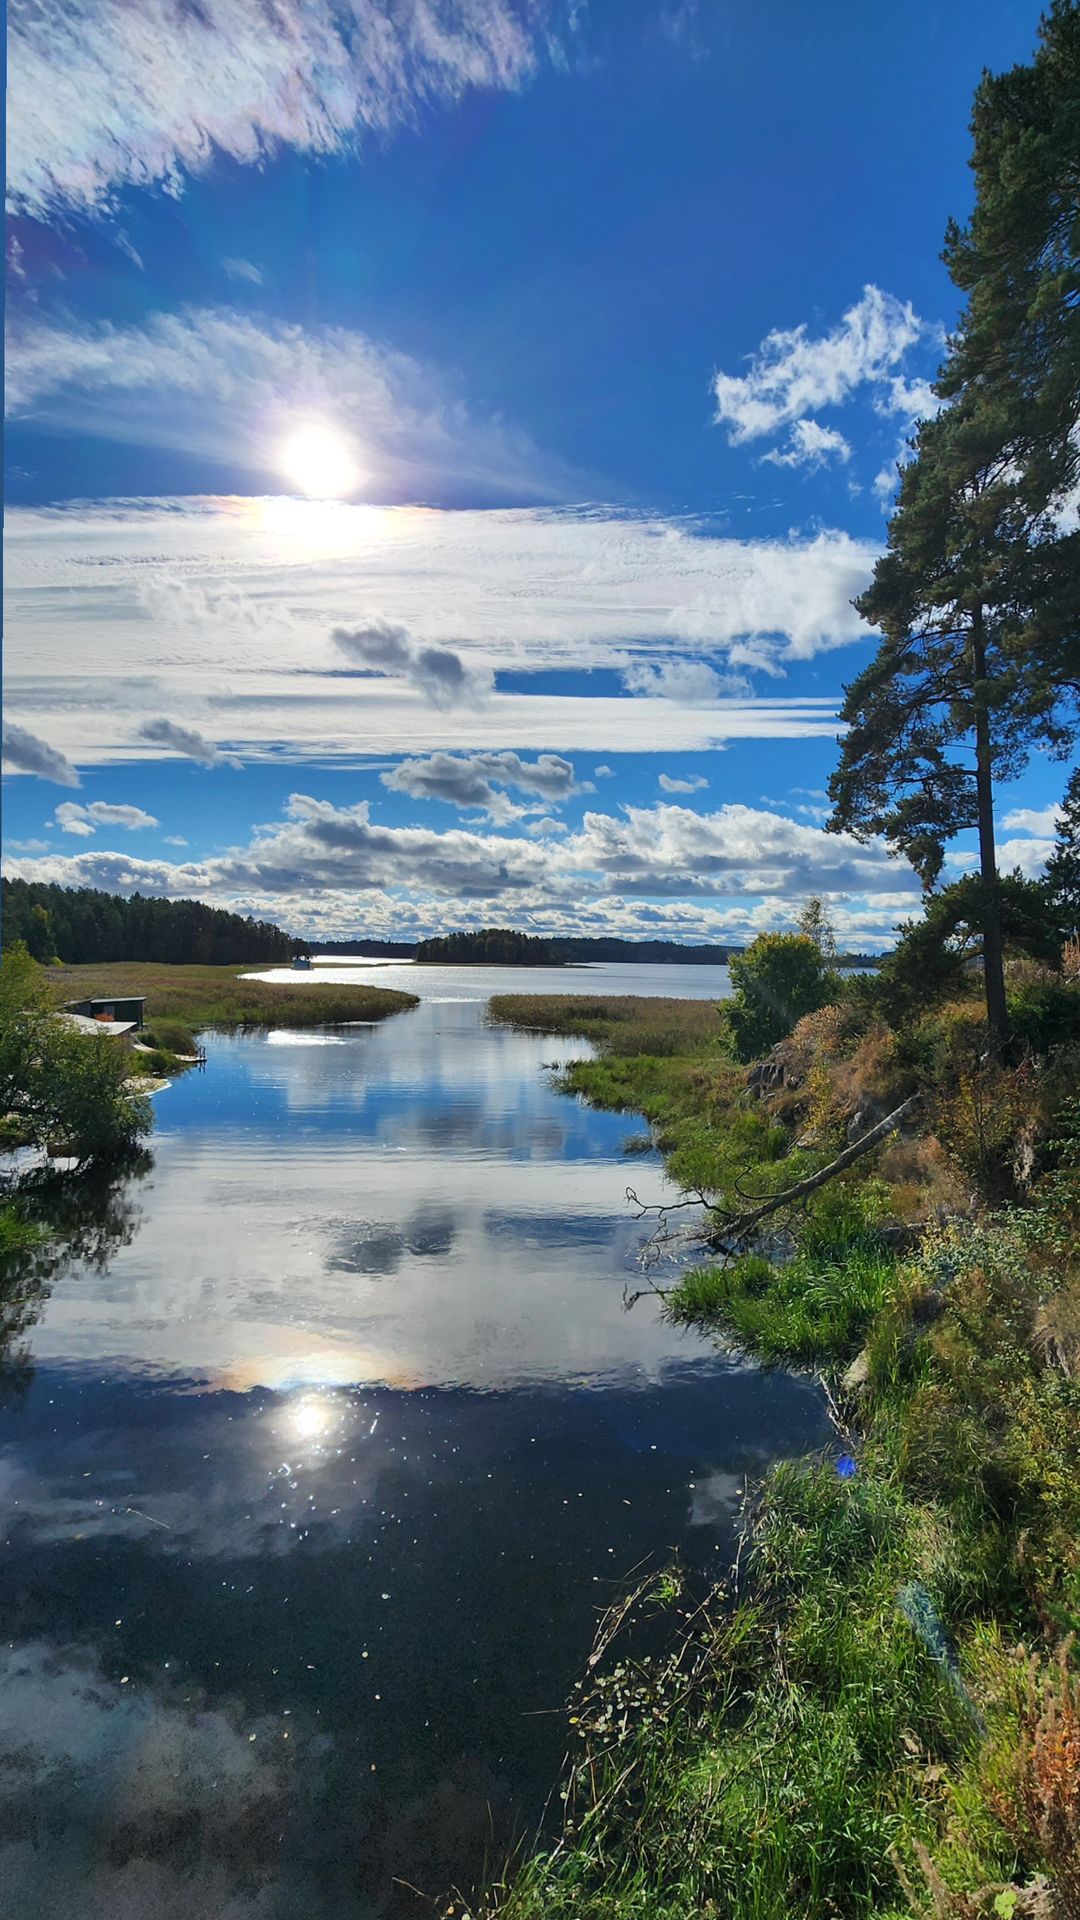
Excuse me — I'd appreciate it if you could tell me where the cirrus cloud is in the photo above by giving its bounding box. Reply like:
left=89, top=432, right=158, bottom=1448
left=8, top=0, right=559, bottom=220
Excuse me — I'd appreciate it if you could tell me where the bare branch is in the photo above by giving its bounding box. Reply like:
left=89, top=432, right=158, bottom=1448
left=711, top=1095, right=920, bottom=1246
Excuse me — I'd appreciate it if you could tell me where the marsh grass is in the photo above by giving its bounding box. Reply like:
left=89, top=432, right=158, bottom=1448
left=488, top=993, right=727, bottom=1058
left=46, top=962, right=419, bottom=1031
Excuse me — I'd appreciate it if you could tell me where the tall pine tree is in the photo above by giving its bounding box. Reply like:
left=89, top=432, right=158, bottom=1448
left=828, top=4, right=1080, bottom=1049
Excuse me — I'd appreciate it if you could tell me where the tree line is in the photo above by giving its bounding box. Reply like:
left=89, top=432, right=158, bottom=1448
left=1, top=879, right=302, bottom=967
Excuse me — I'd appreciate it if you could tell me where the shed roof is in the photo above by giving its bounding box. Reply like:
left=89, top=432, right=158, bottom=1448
left=58, top=1012, right=138, bottom=1039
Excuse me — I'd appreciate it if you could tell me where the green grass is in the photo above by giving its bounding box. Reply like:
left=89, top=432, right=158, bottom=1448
left=668, top=1239, right=896, bottom=1366
left=0, top=1200, right=46, bottom=1260
left=45, top=961, right=419, bottom=1032
left=485, top=1459, right=1015, bottom=1920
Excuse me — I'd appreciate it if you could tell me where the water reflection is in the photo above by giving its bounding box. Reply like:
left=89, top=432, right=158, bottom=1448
left=0, top=979, right=826, bottom=1917
left=0, top=1157, right=151, bottom=1399
left=327, top=1205, right=457, bottom=1276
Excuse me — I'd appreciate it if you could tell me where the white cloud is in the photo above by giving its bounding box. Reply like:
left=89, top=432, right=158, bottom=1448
left=4, top=498, right=875, bottom=764
left=56, top=799, right=159, bottom=834
left=563, top=801, right=916, bottom=901
left=221, top=257, right=263, bottom=284
left=621, top=657, right=750, bottom=701
left=333, top=619, right=492, bottom=709
left=872, top=461, right=899, bottom=509
left=137, top=718, right=242, bottom=768
left=5, top=796, right=919, bottom=946
left=54, top=808, right=94, bottom=838
left=5, top=306, right=569, bottom=503
left=879, top=375, right=940, bottom=421
left=381, top=750, right=581, bottom=821
left=525, top=815, right=570, bottom=836
left=760, top=419, right=852, bottom=471
left=594, top=765, right=615, bottom=778
left=1002, top=804, right=1062, bottom=837
left=1, top=720, right=80, bottom=786
left=712, top=286, right=928, bottom=446
left=997, top=837, right=1058, bottom=880
left=659, top=772, right=709, bottom=793
left=8, top=0, right=556, bottom=219
left=163, top=834, right=188, bottom=847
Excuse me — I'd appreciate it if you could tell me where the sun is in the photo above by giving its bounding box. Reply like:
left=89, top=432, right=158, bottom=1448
left=280, top=423, right=360, bottom=499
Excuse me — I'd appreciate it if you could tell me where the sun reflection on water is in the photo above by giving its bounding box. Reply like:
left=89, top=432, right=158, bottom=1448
left=280, top=1389, right=351, bottom=1455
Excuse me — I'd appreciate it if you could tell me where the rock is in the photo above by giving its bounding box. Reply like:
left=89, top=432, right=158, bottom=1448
left=842, top=1349, right=871, bottom=1394
left=846, top=1100, right=888, bottom=1145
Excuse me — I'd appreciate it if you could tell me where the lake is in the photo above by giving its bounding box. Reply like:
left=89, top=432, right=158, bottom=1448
left=0, top=962, right=831, bottom=1918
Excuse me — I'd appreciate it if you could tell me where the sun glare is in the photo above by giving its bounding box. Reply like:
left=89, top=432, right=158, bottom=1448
left=287, top=1392, right=337, bottom=1445
left=280, top=423, right=360, bottom=499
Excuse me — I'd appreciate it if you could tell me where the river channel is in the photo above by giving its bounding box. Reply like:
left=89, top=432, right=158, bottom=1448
left=0, top=961, right=830, bottom=1918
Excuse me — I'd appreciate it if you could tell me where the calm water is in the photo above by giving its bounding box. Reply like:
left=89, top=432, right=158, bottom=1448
left=0, top=964, right=830, bottom=1918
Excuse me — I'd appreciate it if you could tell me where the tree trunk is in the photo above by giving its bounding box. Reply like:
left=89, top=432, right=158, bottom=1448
left=970, top=604, right=1009, bottom=1052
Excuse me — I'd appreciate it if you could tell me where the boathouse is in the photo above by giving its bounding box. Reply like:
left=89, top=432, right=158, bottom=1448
left=64, top=995, right=146, bottom=1029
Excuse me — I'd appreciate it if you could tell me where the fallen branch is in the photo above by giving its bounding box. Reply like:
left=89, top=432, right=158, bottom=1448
left=712, top=1094, right=920, bottom=1245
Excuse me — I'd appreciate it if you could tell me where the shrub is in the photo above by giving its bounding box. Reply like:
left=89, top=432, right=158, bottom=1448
left=1006, top=977, right=1080, bottom=1057
left=143, top=1018, right=197, bottom=1056
left=988, top=1642, right=1080, bottom=1912
left=728, top=933, right=839, bottom=1062
left=0, top=944, right=151, bottom=1166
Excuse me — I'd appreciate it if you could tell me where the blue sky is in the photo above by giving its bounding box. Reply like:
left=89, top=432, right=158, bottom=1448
left=3, top=0, right=1068, bottom=947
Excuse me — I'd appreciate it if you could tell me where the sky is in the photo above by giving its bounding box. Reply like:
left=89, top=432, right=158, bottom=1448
left=2, top=0, right=1068, bottom=949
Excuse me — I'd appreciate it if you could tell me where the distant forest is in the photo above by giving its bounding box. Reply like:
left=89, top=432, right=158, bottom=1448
left=412, top=928, right=744, bottom=965
left=411, top=928, right=878, bottom=966
left=1, top=878, right=302, bottom=966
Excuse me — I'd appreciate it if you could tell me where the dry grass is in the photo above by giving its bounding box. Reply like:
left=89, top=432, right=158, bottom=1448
left=45, top=961, right=419, bottom=1031
left=488, top=994, right=726, bottom=1057
left=875, top=1135, right=969, bottom=1223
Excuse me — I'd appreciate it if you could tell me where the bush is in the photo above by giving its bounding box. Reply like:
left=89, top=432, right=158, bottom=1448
left=143, top=1018, right=197, bottom=1056
left=39, top=1023, right=152, bottom=1162
left=728, top=934, right=839, bottom=1062
left=1006, top=977, right=1080, bottom=1056
left=0, top=944, right=151, bottom=1166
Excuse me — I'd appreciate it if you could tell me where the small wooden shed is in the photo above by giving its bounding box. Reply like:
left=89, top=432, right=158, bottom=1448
left=65, top=996, right=146, bottom=1029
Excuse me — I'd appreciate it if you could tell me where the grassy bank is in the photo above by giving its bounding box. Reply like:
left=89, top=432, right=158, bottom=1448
left=485, top=993, right=1080, bottom=1919
left=46, top=962, right=420, bottom=1032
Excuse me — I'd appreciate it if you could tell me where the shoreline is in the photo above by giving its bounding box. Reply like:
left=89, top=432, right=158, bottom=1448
left=484, top=992, right=1080, bottom=1920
